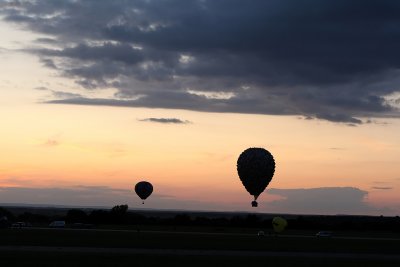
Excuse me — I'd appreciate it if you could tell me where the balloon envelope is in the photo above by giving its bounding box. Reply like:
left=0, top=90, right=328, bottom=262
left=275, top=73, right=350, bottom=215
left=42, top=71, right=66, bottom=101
left=135, top=181, right=153, bottom=202
left=237, top=147, right=275, bottom=202
left=272, top=217, right=288, bottom=233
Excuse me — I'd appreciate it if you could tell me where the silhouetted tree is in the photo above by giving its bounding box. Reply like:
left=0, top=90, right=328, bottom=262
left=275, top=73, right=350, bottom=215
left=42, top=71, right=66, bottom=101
left=0, top=207, right=13, bottom=228
left=244, top=214, right=261, bottom=227
left=89, top=210, right=110, bottom=224
left=125, top=212, right=147, bottom=224
left=66, top=209, right=88, bottom=223
left=17, top=212, right=49, bottom=223
left=0, top=207, right=15, bottom=221
left=194, top=216, right=212, bottom=226
left=110, top=204, right=129, bottom=223
left=111, top=205, right=128, bottom=216
left=173, top=214, right=192, bottom=225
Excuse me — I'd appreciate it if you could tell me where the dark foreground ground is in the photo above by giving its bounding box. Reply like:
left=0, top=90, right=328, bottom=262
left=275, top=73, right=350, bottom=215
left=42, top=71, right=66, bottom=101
left=1, top=206, right=400, bottom=266
left=1, top=227, right=399, bottom=267
left=1, top=250, right=399, bottom=267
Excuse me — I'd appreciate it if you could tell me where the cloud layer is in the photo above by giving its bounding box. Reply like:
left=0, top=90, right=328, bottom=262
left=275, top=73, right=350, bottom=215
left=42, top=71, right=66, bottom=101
left=0, top=185, right=229, bottom=210
left=2, top=0, right=400, bottom=123
left=139, top=118, right=190, bottom=124
left=0, top=185, right=394, bottom=215
left=265, top=187, right=378, bottom=215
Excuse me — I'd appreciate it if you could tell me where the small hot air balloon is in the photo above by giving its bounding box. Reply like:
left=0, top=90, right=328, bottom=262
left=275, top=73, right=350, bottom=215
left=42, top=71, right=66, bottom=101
left=237, top=147, right=275, bottom=207
left=272, top=216, right=287, bottom=233
left=135, top=181, right=153, bottom=204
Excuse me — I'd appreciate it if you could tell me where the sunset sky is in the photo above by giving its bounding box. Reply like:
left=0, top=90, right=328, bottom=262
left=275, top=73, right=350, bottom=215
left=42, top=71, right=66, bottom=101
left=1, top=0, right=400, bottom=216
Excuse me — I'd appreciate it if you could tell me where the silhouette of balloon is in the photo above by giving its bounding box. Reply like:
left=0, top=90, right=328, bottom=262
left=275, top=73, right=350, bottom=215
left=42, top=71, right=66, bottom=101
left=135, top=181, right=153, bottom=204
left=237, top=147, right=275, bottom=207
left=272, top=216, right=287, bottom=233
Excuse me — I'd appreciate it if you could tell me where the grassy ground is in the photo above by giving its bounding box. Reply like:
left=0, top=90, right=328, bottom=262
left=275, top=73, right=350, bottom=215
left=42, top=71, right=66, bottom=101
left=1, top=227, right=399, bottom=266
left=1, top=228, right=400, bottom=253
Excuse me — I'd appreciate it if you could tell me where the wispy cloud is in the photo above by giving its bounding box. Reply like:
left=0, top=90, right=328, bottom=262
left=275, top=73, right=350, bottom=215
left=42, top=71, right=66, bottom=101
left=0, top=176, right=34, bottom=186
left=34, top=86, right=49, bottom=91
left=50, top=90, right=83, bottom=99
left=39, top=133, right=62, bottom=147
left=35, top=37, right=58, bottom=44
left=365, top=119, right=390, bottom=125
left=329, top=147, right=346, bottom=150
left=371, top=186, right=393, bottom=190
left=139, top=118, right=191, bottom=124
left=42, top=139, right=59, bottom=147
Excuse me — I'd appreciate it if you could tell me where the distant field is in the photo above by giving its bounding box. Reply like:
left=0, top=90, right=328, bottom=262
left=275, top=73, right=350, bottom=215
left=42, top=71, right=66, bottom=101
left=1, top=227, right=399, bottom=266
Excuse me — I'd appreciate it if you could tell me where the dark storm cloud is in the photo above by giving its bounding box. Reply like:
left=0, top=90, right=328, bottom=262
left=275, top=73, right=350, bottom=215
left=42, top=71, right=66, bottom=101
left=139, top=118, right=190, bottom=124
left=265, top=187, right=376, bottom=215
left=2, top=0, right=400, bottom=123
left=35, top=43, right=146, bottom=65
left=0, top=1, right=22, bottom=8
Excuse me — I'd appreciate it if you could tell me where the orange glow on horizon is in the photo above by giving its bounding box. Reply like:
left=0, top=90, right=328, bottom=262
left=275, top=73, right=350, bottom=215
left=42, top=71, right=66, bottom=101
left=0, top=102, right=400, bottom=214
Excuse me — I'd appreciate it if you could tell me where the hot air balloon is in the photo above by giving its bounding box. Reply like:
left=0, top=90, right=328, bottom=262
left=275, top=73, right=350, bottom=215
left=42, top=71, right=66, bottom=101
left=135, top=181, right=153, bottom=204
left=237, top=147, right=275, bottom=207
left=272, top=216, right=287, bottom=233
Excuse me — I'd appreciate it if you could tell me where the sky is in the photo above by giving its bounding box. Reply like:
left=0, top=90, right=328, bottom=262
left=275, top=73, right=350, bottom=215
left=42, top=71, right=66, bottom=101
left=0, top=0, right=400, bottom=216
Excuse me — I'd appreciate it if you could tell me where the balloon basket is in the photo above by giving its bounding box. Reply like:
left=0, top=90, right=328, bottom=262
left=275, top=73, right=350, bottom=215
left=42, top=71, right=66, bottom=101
left=251, top=201, right=258, bottom=207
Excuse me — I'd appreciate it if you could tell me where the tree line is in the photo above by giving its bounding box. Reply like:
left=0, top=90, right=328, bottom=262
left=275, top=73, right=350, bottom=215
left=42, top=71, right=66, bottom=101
left=1, top=205, right=399, bottom=232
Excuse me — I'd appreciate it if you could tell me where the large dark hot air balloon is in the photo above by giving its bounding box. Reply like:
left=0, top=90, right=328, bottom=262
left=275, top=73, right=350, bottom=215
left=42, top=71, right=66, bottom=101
left=237, top=147, right=275, bottom=207
left=135, top=181, right=153, bottom=204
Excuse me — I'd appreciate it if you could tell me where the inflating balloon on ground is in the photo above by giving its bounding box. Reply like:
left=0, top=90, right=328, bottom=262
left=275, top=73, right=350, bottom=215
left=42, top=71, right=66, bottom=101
left=272, top=216, right=288, bottom=233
